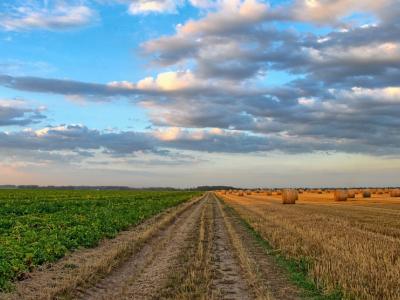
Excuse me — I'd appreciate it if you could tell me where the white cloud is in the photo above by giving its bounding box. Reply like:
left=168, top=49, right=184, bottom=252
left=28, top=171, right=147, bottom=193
left=153, top=127, right=217, bottom=141
left=137, top=70, right=197, bottom=90
left=188, top=0, right=216, bottom=9
left=153, top=127, right=183, bottom=141
left=128, top=0, right=182, bottom=14
left=0, top=5, right=97, bottom=31
left=108, top=70, right=198, bottom=92
left=298, top=97, right=316, bottom=106
left=293, top=0, right=392, bottom=24
left=178, top=0, right=271, bottom=36
left=339, top=87, right=400, bottom=103
left=107, top=81, right=136, bottom=89
left=0, top=99, right=27, bottom=108
left=304, top=42, right=400, bottom=66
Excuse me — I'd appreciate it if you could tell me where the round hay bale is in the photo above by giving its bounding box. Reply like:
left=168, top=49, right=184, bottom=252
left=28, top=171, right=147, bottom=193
left=390, top=189, right=400, bottom=197
left=334, top=189, right=348, bottom=201
left=246, top=190, right=252, bottom=195
left=238, top=191, right=244, bottom=196
left=282, top=189, right=298, bottom=204
left=276, top=190, right=282, bottom=196
left=362, top=190, right=371, bottom=198
left=347, top=190, right=356, bottom=198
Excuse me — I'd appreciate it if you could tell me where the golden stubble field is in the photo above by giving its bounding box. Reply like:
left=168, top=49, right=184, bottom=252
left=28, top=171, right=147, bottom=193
left=217, top=190, right=400, bottom=300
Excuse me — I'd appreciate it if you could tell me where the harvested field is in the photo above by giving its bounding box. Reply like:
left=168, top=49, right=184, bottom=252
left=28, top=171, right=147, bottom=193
left=217, top=191, right=400, bottom=299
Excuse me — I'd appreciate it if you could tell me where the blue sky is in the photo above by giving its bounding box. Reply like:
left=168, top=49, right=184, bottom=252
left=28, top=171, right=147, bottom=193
left=0, top=0, right=399, bottom=187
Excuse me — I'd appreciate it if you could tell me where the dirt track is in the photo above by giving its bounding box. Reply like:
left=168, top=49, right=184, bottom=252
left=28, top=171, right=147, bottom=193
left=2, top=193, right=300, bottom=300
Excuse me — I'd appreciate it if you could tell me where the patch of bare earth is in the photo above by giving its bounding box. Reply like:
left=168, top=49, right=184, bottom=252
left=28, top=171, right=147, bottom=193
left=1, top=192, right=302, bottom=300
left=210, top=195, right=252, bottom=299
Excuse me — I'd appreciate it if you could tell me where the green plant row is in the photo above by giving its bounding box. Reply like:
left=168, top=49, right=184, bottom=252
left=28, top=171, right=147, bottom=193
left=0, top=189, right=199, bottom=291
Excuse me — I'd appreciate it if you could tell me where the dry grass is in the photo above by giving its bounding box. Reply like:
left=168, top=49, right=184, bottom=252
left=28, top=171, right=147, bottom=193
left=217, top=191, right=400, bottom=300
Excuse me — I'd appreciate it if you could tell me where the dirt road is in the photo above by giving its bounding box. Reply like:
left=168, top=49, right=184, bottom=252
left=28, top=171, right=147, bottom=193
left=3, top=193, right=300, bottom=300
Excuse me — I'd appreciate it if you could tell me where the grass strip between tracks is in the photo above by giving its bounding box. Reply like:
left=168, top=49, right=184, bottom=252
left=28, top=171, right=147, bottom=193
left=220, top=200, right=343, bottom=300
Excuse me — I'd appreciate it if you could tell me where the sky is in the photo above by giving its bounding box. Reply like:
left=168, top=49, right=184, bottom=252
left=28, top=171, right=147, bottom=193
left=0, top=0, right=399, bottom=188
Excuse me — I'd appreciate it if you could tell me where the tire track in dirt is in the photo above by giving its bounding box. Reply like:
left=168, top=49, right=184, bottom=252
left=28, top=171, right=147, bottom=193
left=157, top=192, right=254, bottom=300
left=74, top=194, right=208, bottom=300
left=213, top=193, right=301, bottom=300
left=158, top=193, right=214, bottom=298
left=210, top=195, right=252, bottom=299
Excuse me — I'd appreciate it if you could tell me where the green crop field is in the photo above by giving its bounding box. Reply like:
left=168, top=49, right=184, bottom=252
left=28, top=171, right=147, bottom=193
left=0, top=189, right=199, bottom=291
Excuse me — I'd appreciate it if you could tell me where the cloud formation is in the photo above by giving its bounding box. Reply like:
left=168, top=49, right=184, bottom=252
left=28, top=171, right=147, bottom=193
left=0, top=100, right=46, bottom=126
left=0, top=2, right=97, bottom=31
left=1, top=0, right=400, bottom=171
left=128, top=0, right=182, bottom=14
left=291, top=0, right=392, bottom=25
left=133, top=0, right=400, bottom=157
